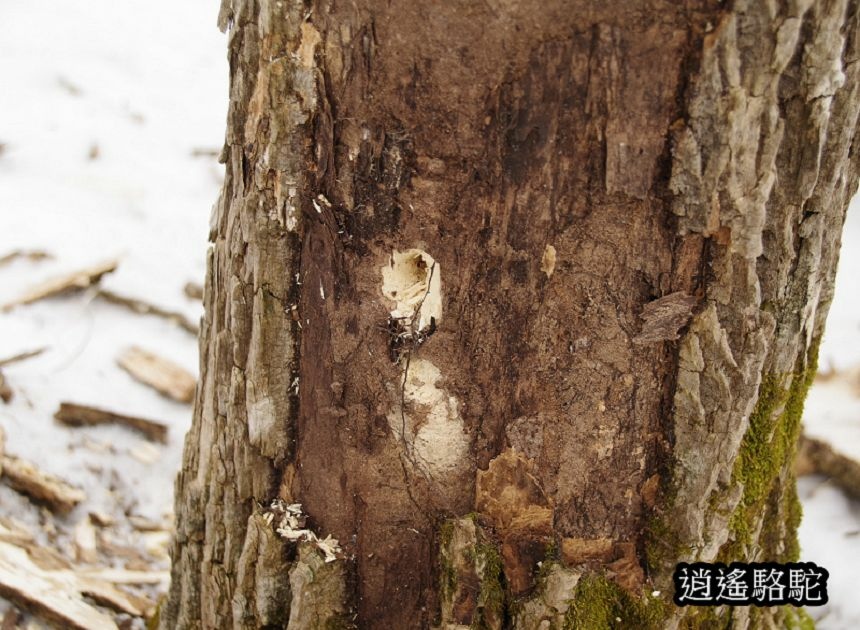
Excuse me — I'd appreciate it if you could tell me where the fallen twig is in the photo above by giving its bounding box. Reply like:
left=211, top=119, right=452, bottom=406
left=796, top=433, right=860, bottom=500
left=55, top=402, right=168, bottom=444
left=0, top=347, right=46, bottom=368
left=116, top=346, right=196, bottom=404
left=96, top=288, right=199, bottom=335
left=0, top=250, right=52, bottom=268
left=1, top=260, right=118, bottom=311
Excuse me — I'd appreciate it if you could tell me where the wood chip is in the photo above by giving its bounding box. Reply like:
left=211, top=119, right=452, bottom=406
left=633, top=291, right=698, bottom=344
left=0, top=372, right=11, bottom=404
left=0, top=540, right=117, bottom=629
left=141, top=531, right=171, bottom=560
left=95, top=534, right=150, bottom=566
left=127, top=515, right=166, bottom=532
left=89, top=511, right=115, bottom=528
left=96, top=288, right=199, bottom=335
left=55, top=402, right=168, bottom=444
left=0, top=250, right=52, bottom=268
left=128, top=442, right=161, bottom=465
left=116, top=346, right=196, bottom=403
left=1, top=455, right=86, bottom=515
left=78, top=580, right=153, bottom=618
left=0, top=518, right=35, bottom=548
left=73, top=518, right=98, bottom=564
left=183, top=281, right=204, bottom=300
left=1, top=260, right=118, bottom=311
left=0, top=525, right=158, bottom=626
left=0, top=347, right=46, bottom=369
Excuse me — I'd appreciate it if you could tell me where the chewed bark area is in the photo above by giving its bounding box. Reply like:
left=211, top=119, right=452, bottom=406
left=162, top=0, right=860, bottom=628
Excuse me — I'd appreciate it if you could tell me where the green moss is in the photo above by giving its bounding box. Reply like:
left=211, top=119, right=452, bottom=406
left=562, top=574, right=668, bottom=630
left=471, top=541, right=505, bottom=630
left=146, top=595, right=165, bottom=630
left=676, top=606, right=733, bottom=630
left=782, top=606, right=816, bottom=630
left=645, top=509, right=687, bottom=576
left=323, top=615, right=355, bottom=630
left=721, top=343, right=818, bottom=561
left=438, top=520, right=458, bottom=604
left=782, top=480, right=803, bottom=562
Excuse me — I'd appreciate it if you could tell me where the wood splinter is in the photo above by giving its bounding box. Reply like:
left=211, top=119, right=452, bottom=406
left=55, top=402, right=168, bottom=444
left=0, top=522, right=156, bottom=628
left=116, top=346, right=196, bottom=404
left=1, top=259, right=118, bottom=312
left=96, top=288, right=199, bottom=335
left=0, top=457, right=86, bottom=515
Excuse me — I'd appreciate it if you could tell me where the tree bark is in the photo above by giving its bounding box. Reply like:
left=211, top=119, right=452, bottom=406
left=162, top=0, right=860, bottom=628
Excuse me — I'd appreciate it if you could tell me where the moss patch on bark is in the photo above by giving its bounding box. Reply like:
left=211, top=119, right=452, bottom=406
left=722, top=343, right=818, bottom=561
left=562, top=574, right=667, bottom=630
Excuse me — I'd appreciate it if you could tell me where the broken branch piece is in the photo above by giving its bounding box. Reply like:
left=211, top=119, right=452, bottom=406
left=55, top=402, right=168, bottom=444
left=796, top=434, right=860, bottom=500
left=96, top=289, right=199, bottom=335
left=0, top=347, right=46, bottom=369
left=1, top=259, right=118, bottom=311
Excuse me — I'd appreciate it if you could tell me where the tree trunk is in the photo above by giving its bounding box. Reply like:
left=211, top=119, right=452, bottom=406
left=162, top=0, right=860, bottom=628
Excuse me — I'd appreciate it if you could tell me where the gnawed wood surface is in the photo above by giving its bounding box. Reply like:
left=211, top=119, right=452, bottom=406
left=116, top=346, right=195, bottom=404
left=55, top=402, right=168, bottom=444
left=1, top=259, right=117, bottom=311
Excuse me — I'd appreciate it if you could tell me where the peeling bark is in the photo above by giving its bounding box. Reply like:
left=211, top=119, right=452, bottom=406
left=164, top=0, right=860, bottom=628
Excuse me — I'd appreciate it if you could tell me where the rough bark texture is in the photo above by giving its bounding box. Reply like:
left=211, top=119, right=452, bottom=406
left=163, top=0, right=860, bottom=628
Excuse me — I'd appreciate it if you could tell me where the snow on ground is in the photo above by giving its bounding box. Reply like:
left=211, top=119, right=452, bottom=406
left=799, top=205, right=860, bottom=629
left=0, top=0, right=859, bottom=627
left=0, top=0, right=226, bottom=621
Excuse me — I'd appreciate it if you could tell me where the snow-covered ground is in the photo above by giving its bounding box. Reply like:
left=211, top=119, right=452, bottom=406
left=798, top=206, right=860, bottom=629
left=0, top=0, right=858, bottom=627
left=0, top=0, right=225, bottom=623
